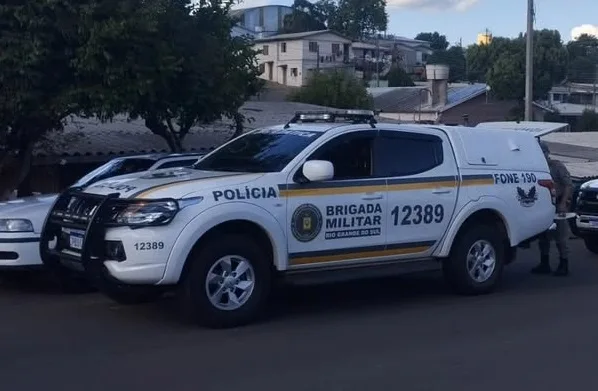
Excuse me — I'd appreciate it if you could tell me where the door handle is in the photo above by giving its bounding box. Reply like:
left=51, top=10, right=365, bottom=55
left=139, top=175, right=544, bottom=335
left=432, top=189, right=451, bottom=194
left=362, top=193, right=383, bottom=200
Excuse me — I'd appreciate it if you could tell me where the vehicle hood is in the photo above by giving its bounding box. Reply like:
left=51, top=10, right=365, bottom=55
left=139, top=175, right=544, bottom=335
left=0, top=194, right=58, bottom=231
left=82, top=167, right=265, bottom=199
left=581, top=179, right=598, bottom=190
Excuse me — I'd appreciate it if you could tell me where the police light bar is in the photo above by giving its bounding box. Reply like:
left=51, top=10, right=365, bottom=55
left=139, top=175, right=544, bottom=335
left=284, top=109, right=377, bottom=128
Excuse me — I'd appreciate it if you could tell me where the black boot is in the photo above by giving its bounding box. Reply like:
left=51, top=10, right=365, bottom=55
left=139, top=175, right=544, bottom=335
left=553, top=258, right=569, bottom=277
left=531, top=255, right=551, bottom=275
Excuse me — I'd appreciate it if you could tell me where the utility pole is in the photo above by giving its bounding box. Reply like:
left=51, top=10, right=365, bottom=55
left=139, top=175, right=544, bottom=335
left=376, top=34, right=380, bottom=87
left=593, top=64, right=597, bottom=107
left=524, top=0, right=534, bottom=121
left=316, top=43, right=320, bottom=71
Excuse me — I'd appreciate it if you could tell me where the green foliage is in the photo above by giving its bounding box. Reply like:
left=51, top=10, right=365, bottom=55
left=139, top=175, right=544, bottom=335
left=282, top=0, right=387, bottom=40
left=414, top=32, right=449, bottom=51
left=75, top=0, right=263, bottom=151
left=288, top=70, right=373, bottom=109
left=469, top=29, right=567, bottom=100
left=0, top=1, right=84, bottom=197
left=386, top=66, right=415, bottom=87
left=566, top=34, right=598, bottom=83
left=428, top=46, right=466, bottom=82
left=576, top=109, right=598, bottom=132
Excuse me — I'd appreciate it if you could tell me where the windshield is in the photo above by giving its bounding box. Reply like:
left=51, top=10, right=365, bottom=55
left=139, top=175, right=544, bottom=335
left=73, top=158, right=155, bottom=188
left=193, top=128, right=323, bottom=173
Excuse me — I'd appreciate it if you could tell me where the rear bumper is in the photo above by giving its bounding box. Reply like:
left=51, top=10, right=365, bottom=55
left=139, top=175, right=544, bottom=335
left=0, top=234, right=42, bottom=268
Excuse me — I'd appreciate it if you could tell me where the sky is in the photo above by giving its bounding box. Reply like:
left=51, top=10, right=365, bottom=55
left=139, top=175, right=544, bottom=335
left=231, top=0, right=598, bottom=45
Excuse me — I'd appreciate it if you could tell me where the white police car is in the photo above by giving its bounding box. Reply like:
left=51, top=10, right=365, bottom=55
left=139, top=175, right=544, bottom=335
left=40, top=110, right=557, bottom=328
left=0, top=153, right=202, bottom=272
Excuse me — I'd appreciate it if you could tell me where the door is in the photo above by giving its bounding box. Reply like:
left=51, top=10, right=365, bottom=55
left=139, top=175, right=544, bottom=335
left=285, top=130, right=387, bottom=268
left=377, top=129, right=458, bottom=258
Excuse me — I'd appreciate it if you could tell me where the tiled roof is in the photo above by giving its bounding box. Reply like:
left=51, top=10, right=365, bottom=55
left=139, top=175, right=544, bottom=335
left=33, top=101, right=337, bottom=164
left=368, top=83, right=488, bottom=113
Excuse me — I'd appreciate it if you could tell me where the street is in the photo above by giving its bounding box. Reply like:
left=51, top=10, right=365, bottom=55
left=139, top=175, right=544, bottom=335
left=1, top=239, right=598, bottom=391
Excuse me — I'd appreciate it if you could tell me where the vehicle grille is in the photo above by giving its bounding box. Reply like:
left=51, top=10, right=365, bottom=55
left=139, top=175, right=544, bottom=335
left=50, top=194, right=102, bottom=225
left=579, top=190, right=598, bottom=202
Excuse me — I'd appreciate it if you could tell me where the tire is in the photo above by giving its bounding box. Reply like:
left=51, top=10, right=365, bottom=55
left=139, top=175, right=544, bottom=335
left=178, top=234, right=273, bottom=329
left=443, top=224, right=505, bottom=295
left=584, top=237, right=598, bottom=255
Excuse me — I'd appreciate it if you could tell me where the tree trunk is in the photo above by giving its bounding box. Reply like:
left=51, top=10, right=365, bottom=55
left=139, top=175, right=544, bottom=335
left=228, top=112, right=245, bottom=141
left=0, top=143, right=34, bottom=201
left=145, top=116, right=182, bottom=152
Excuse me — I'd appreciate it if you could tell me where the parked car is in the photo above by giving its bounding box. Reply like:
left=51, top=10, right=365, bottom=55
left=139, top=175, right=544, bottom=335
left=574, top=177, right=598, bottom=254
left=41, top=111, right=560, bottom=328
left=0, top=153, right=204, bottom=270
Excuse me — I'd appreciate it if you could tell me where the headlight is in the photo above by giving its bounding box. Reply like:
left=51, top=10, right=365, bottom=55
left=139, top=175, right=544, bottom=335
left=0, top=219, right=34, bottom=232
left=109, top=200, right=179, bottom=227
left=106, top=197, right=203, bottom=227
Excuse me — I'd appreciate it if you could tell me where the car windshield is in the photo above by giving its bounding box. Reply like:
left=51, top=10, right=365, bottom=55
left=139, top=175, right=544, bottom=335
left=73, top=158, right=156, bottom=188
left=193, top=128, right=323, bottom=173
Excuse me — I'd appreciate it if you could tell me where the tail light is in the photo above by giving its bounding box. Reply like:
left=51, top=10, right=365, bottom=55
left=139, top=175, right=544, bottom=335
left=538, top=179, right=556, bottom=205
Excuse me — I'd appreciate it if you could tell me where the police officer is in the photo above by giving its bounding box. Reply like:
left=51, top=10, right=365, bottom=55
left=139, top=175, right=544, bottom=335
left=531, top=141, right=574, bottom=276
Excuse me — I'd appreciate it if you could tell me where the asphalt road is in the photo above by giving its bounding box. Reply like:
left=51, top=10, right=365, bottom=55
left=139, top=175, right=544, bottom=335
left=1, top=239, right=598, bottom=391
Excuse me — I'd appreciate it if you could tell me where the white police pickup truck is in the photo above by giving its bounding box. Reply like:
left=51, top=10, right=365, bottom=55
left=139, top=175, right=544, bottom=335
left=40, top=111, right=557, bottom=328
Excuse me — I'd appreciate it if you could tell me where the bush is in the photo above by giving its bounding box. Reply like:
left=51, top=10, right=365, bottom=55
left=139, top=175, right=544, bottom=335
left=288, top=70, right=373, bottom=109
left=386, top=65, right=415, bottom=87
left=576, top=109, right=598, bottom=132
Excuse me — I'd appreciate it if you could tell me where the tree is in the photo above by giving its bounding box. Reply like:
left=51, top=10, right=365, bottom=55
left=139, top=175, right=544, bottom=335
left=288, top=70, right=373, bottom=109
left=0, top=1, right=85, bottom=199
left=281, top=0, right=328, bottom=33
left=473, top=29, right=567, bottom=100
left=282, top=0, right=388, bottom=40
left=330, top=0, right=388, bottom=40
left=76, top=0, right=263, bottom=151
left=566, top=34, right=598, bottom=83
left=576, top=109, right=598, bottom=132
left=386, top=65, right=414, bottom=87
left=415, top=32, right=449, bottom=51
left=428, top=46, right=466, bottom=82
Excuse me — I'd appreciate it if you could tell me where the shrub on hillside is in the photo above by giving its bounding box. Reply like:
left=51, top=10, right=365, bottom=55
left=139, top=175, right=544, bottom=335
left=386, top=65, right=415, bottom=87
left=288, top=70, right=374, bottom=109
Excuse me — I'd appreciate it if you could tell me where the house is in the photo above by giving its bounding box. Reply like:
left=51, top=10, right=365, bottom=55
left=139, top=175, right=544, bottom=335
left=365, top=35, right=433, bottom=77
left=352, top=41, right=392, bottom=81
left=254, top=30, right=353, bottom=87
left=22, top=102, right=338, bottom=194
left=229, top=5, right=293, bottom=38
left=370, top=64, right=518, bottom=125
left=534, top=82, right=598, bottom=128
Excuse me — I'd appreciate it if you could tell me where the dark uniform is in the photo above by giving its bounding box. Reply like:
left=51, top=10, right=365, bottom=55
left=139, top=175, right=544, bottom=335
left=532, top=141, right=573, bottom=276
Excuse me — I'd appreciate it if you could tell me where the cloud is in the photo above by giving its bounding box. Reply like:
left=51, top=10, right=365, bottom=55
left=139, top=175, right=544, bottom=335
left=386, top=0, right=478, bottom=11
left=571, top=24, right=598, bottom=40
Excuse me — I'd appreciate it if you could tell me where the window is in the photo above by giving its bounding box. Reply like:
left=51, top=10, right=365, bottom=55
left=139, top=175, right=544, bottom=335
left=258, top=63, right=265, bottom=74
left=73, top=158, right=155, bottom=188
left=302, top=131, right=377, bottom=181
left=281, top=42, right=287, bottom=53
left=332, top=43, right=340, bottom=55
left=262, top=45, right=269, bottom=55
left=375, top=131, right=444, bottom=177
left=194, top=128, right=323, bottom=173
left=155, top=159, right=199, bottom=169
left=291, top=68, right=298, bottom=77
left=308, top=41, right=318, bottom=52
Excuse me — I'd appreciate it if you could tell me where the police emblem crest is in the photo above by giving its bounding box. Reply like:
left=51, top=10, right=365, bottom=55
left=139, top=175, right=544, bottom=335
left=291, top=203, right=323, bottom=242
left=516, top=186, right=538, bottom=207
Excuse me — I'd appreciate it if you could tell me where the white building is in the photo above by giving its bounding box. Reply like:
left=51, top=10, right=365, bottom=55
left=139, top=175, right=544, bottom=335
left=254, top=30, right=353, bottom=87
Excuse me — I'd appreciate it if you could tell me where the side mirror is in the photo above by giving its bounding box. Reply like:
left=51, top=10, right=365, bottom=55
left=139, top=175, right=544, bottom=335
left=302, top=160, right=334, bottom=182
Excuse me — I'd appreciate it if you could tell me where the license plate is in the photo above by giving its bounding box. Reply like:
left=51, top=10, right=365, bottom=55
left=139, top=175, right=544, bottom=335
left=62, top=228, right=85, bottom=250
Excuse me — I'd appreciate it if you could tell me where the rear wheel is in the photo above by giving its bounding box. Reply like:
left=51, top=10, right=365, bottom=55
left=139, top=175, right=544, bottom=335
left=584, top=236, right=598, bottom=255
left=178, top=234, right=273, bottom=329
left=443, top=224, right=505, bottom=295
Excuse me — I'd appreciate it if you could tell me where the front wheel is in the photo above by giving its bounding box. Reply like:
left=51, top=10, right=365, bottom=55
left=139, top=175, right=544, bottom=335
left=178, top=234, right=273, bottom=329
left=584, top=236, right=598, bottom=255
left=443, top=224, right=505, bottom=295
